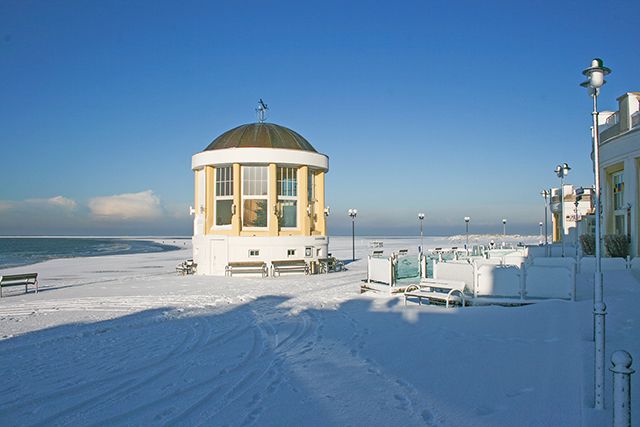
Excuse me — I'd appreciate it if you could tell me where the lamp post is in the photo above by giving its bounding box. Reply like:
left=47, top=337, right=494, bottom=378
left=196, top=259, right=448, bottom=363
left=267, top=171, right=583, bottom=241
left=541, top=189, right=550, bottom=255
left=574, top=197, right=580, bottom=259
left=555, top=163, right=571, bottom=257
left=348, top=209, right=357, bottom=262
left=418, top=213, right=425, bottom=253
left=581, top=57, right=611, bottom=411
left=464, top=217, right=470, bottom=250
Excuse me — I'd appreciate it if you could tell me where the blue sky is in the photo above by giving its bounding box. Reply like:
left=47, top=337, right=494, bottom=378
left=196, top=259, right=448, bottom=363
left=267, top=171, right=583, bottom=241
left=1, top=0, right=638, bottom=236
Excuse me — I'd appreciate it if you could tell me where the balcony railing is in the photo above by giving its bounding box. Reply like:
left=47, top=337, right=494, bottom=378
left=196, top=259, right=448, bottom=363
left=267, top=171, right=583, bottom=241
left=600, top=123, right=621, bottom=143
left=605, top=112, right=620, bottom=126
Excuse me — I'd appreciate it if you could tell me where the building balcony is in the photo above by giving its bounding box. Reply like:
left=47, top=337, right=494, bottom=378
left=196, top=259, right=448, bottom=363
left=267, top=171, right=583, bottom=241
left=632, top=111, right=640, bottom=129
left=599, top=92, right=640, bottom=144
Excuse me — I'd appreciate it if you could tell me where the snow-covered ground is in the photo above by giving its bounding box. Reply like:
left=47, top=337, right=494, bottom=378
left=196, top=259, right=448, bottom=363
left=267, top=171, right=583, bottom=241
left=0, top=236, right=638, bottom=426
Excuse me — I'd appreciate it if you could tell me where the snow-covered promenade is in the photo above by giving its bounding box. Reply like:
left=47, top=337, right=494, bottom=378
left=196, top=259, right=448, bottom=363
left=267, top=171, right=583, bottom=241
left=0, top=237, right=638, bottom=426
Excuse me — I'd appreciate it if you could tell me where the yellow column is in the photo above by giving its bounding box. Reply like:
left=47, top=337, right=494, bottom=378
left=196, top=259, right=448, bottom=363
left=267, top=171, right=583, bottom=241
left=317, top=171, right=326, bottom=236
left=232, top=163, right=241, bottom=235
left=299, top=166, right=310, bottom=236
left=205, top=166, right=215, bottom=233
left=268, top=163, right=279, bottom=236
left=194, top=170, right=199, bottom=211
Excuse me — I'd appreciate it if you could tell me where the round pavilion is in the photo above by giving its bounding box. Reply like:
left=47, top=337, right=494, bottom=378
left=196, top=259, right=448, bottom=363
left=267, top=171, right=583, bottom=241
left=191, top=120, right=329, bottom=275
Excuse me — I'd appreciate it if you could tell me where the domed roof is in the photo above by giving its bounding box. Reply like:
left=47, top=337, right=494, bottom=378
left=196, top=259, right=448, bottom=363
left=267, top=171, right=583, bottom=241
left=204, top=123, right=317, bottom=152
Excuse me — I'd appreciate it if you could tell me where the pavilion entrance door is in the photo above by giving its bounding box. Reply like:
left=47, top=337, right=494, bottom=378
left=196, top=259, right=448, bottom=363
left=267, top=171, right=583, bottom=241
left=210, top=239, right=227, bottom=275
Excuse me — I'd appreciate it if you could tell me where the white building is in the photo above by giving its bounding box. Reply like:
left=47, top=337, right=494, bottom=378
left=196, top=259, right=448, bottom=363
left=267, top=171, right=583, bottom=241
left=191, top=117, right=330, bottom=275
left=550, top=184, right=594, bottom=243
left=598, top=92, right=640, bottom=256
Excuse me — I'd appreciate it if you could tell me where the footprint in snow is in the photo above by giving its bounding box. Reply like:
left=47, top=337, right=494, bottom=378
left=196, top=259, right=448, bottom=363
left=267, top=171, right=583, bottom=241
left=421, top=409, right=434, bottom=423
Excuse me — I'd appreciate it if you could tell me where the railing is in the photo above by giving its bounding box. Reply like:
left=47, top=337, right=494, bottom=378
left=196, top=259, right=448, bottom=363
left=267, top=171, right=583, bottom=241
left=600, top=122, right=622, bottom=143
left=605, top=111, right=620, bottom=126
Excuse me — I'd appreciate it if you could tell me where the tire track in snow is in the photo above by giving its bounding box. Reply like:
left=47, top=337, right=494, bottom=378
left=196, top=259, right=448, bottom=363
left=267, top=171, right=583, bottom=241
left=20, top=313, right=203, bottom=425
left=195, top=308, right=322, bottom=426
left=88, top=313, right=266, bottom=425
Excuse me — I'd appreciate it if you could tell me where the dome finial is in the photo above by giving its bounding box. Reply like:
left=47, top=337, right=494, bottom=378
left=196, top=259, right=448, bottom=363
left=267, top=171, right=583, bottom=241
left=256, top=99, right=268, bottom=123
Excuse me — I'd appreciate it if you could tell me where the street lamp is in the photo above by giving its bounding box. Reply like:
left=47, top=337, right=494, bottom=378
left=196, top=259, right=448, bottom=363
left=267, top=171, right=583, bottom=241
left=348, top=208, right=358, bottom=262
left=541, top=189, right=550, bottom=255
left=502, top=218, right=507, bottom=238
left=464, top=217, right=470, bottom=250
left=555, top=162, right=571, bottom=257
left=581, top=57, right=611, bottom=410
left=418, top=213, right=425, bottom=253
left=574, top=188, right=584, bottom=260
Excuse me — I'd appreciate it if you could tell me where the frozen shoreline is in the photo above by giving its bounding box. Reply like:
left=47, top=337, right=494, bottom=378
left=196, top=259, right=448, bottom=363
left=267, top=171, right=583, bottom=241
left=0, top=237, right=187, bottom=270
left=0, top=236, right=637, bottom=426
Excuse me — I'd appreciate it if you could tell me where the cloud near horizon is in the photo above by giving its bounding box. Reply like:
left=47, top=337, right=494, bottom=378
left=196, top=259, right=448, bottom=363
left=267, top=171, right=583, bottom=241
left=88, top=190, right=163, bottom=220
left=0, top=195, right=78, bottom=211
left=42, top=195, right=77, bottom=210
left=0, top=191, right=191, bottom=235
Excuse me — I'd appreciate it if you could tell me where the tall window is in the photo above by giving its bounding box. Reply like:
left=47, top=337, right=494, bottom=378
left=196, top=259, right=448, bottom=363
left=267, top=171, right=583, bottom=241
left=215, top=166, right=233, bottom=226
left=277, top=167, right=297, bottom=228
left=242, top=166, right=268, bottom=228
left=308, top=170, right=316, bottom=232
left=612, top=171, right=625, bottom=234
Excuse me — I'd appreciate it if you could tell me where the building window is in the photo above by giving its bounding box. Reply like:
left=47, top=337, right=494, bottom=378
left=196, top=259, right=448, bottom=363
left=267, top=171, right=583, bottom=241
left=215, top=166, right=233, bottom=226
left=277, top=167, right=297, bottom=228
left=242, top=166, right=268, bottom=228
left=249, top=249, right=259, bottom=257
left=612, top=171, right=625, bottom=234
left=308, top=169, right=316, bottom=231
left=287, top=249, right=295, bottom=257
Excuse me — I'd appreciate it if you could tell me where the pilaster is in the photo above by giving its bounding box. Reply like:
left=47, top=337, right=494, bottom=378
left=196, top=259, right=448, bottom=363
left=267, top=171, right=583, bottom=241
left=268, top=163, right=279, bottom=236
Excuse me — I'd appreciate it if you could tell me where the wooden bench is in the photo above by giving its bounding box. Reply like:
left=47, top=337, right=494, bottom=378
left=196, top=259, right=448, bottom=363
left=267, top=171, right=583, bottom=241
left=225, top=262, right=268, bottom=277
left=404, top=278, right=467, bottom=308
left=318, top=257, right=345, bottom=274
left=271, top=260, right=309, bottom=277
left=176, top=259, right=197, bottom=275
left=0, top=273, right=38, bottom=298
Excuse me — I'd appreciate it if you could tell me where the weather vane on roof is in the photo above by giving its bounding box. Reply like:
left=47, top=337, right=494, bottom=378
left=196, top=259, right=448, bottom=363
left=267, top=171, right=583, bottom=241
left=256, top=99, right=268, bottom=123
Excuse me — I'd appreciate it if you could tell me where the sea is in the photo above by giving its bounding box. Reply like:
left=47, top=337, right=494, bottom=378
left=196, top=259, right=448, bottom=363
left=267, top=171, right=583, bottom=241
left=0, top=237, right=184, bottom=270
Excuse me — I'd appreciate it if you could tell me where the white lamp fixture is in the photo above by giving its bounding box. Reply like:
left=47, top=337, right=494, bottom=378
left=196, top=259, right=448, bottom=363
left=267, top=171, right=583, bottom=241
left=580, top=58, right=611, bottom=92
